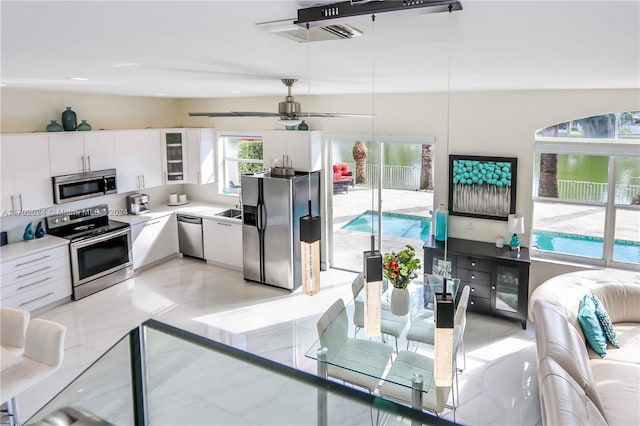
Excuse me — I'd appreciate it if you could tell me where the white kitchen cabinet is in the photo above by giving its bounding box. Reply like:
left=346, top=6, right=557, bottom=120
left=1, top=134, right=52, bottom=214
left=186, top=128, right=217, bottom=184
left=0, top=244, right=71, bottom=312
left=161, top=129, right=188, bottom=184
left=262, top=130, right=322, bottom=172
left=113, top=129, right=163, bottom=193
left=131, top=214, right=178, bottom=270
left=203, top=218, right=242, bottom=270
left=48, top=131, right=115, bottom=175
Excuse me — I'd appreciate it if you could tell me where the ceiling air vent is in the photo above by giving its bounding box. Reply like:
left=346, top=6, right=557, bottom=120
left=256, top=19, right=362, bottom=43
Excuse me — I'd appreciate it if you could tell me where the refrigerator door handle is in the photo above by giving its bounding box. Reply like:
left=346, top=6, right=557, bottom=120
left=259, top=204, right=268, bottom=230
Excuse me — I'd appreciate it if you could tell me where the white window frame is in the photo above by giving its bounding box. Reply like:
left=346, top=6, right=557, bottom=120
left=219, top=132, right=264, bottom=195
left=533, top=139, right=639, bottom=268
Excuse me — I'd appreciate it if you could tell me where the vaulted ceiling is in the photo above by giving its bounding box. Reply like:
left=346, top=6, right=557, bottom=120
left=1, top=1, right=638, bottom=98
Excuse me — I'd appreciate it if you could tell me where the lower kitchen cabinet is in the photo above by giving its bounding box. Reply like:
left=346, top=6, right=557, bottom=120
left=203, top=218, right=242, bottom=270
left=423, top=236, right=531, bottom=329
left=0, top=244, right=71, bottom=312
left=131, top=214, right=178, bottom=270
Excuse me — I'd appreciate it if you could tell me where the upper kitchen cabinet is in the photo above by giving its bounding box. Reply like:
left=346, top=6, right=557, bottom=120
left=113, top=129, right=163, bottom=193
left=161, top=129, right=188, bottom=184
left=262, top=130, right=321, bottom=172
left=1, top=134, right=52, bottom=214
left=48, top=131, right=115, bottom=176
left=186, top=128, right=217, bottom=184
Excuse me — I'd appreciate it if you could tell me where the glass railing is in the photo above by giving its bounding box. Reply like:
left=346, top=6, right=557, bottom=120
left=27, top=319, right=455, bottom=426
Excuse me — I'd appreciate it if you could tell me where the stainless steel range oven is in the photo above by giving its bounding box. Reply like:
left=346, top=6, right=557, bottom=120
left=46, top=204, right=133, bottom=300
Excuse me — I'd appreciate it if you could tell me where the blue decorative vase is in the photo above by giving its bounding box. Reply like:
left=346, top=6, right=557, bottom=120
left=46, top=120, right=64, bottom=132
left=435, top=203, right=448, bottom=242
left=62, top=107, right=77, bottom=131
left=35, top=222, right=46, bottom=238
left=23, top=223, right=34, bottom=241
left=77, top=120, right=92, bottom=131
left=298, top=120, right=309, bottom=131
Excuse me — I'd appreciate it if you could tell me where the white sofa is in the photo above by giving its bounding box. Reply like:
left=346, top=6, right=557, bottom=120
left=529, top=269, right=640, bottom=426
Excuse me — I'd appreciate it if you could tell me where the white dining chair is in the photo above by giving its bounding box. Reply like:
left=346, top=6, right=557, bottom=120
left=1, top=307, right=30, bottom=355
left=317, top=298, right=393, bottom=393
left=1, top=318, right=66, bottom=426
left=351, top=273, right=409, bottom=352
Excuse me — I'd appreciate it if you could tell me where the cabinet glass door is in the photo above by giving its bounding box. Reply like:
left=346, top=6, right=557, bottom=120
left=165, top=132, right=184, bottom=181
left=495, top=265, right=519, bottom=313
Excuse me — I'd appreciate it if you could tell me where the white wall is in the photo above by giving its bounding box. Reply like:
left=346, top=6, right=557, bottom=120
left=2, top=87, right=638, bottom=289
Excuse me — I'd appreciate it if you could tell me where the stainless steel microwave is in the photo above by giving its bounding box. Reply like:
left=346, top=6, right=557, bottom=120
left=52, top=169, right=117, bottom=204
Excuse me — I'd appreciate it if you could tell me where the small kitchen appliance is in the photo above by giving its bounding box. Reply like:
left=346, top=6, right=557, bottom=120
left=127, top=193, right=149, bottom=215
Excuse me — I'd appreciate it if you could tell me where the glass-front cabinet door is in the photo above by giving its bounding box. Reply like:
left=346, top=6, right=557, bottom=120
left=161, top=129, right=187, bottom=183
left=494, top=264, right=520, bottom=313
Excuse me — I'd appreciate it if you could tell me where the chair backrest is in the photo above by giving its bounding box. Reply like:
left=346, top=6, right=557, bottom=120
left=351, top=272, right=364, bottom=298
left=24, top=319, right=66, bottom=368
left=453, top=285, right=471, bottom=353
left=317, top=299, right=349, bottom=356
left=1, top=307, right=30, bottom=350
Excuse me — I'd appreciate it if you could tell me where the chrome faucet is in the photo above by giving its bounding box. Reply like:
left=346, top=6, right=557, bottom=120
left=237, top=190, right=242, bottom=210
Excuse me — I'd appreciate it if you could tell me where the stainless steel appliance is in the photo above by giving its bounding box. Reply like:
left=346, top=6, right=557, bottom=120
left=241, top=171, right=320, bottom=290
left=46, top=204, right=133, bottom=300
left=177, top=214, right=204, bottom=259
left=127, top=193, right=149, bottom=215
left=52, top=169, right=117, bottom=204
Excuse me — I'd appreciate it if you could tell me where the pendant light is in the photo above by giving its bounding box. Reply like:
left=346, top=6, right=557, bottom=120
left=301, top=22, right=321, bottom=296
left=362, top=14, right=382, bottom=337
left=434, top=3, right=455, bottom=388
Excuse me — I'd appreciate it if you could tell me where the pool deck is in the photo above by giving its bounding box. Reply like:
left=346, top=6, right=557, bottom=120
left=330, top=185, right=639, bottom=271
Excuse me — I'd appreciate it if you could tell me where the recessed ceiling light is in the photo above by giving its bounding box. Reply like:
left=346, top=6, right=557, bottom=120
left=231, top=90, right=241, bottom=94
left=0, top=83, right=6, bottom=87
left=68, top=77, right=90, bottom=81
left=156, top=93, right=168, bottom=96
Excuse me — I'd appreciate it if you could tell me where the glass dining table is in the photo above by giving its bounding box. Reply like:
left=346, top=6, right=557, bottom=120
left=306, top=274, right=460, bottom=421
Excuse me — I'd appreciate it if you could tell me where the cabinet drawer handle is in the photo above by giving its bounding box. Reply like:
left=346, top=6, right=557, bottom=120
left=471, top=287, right=475, bottom=292
left=15, top=255, right=51, bottom=267
left=471, top=274, right=476, bottom=280
left=19, top=291, right=54, bottom=307
left=492, top=285, right=496, bottom=290
left=16, top=266, right=52, bottom=279
left=470, top=300, right=475, bottom=305
left=18, top=276, right=52, bottom=290
left=471, top=261, right=476, bottom=267
left=216, top=222, right=232, bottom=227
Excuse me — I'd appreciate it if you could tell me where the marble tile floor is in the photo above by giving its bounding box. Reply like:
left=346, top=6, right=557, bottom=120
left=15, top=257, right=541, bottom=425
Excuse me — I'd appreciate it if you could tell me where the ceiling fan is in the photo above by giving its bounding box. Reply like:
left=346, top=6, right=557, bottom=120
left=188, top=78, right=373, bottom=126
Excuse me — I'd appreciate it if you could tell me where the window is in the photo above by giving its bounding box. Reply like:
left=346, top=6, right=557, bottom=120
left=221, top=135, right=264, bottom=194
left=533, top=112, right=640, bottom=267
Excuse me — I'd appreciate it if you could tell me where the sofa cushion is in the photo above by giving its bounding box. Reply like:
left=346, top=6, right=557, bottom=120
left=592, top=296, right=620, bottom=348
left=588, top=322, right=640, bottom=364
left=578, top=295, right=608, bottom=357
left=591, top=359, right=640, bottom=426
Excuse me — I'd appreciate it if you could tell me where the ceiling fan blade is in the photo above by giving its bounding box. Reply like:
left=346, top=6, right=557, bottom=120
left=301, top=112, right=375, bottom=118
left=188, top=111, right=282, bottom=117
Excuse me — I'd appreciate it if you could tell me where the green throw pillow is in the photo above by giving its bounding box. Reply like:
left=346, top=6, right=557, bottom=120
left=577, top=295, right=607, bottom=357
left=592, top=296, right=620, bottom=348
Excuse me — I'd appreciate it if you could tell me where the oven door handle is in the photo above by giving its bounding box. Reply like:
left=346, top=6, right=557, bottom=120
left=71, top=227, right=131, bottom=249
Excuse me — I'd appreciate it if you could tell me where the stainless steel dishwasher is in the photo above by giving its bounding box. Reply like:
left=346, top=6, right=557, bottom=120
left=177, top=214, right=204, bottom=259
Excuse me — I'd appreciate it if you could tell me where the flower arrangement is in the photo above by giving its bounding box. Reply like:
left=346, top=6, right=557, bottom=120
left=383, top=244, right=421, bottom=289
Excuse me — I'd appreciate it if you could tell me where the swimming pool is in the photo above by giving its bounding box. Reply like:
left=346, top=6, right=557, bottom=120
left=342, top=211, right=639, bottom=264
left=531, top=230, right=639, bottom=264
left=342, top=210, right=431, bottom=241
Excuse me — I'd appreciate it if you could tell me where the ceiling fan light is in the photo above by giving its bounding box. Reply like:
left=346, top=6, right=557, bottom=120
left=279, top=118, right=302, bottom=126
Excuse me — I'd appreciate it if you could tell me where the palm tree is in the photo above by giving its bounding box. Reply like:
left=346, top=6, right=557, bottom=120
left=420, top=144, right=433, bottom=190
left=538, top=124, right=561, bottom=197
left=352, top=140, right=368, bottom=184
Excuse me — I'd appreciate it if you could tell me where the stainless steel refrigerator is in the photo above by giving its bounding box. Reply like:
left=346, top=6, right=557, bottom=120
left=241, top=171, right=320, bottom=290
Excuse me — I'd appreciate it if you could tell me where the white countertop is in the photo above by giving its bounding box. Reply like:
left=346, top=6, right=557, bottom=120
left=112, top=202, right=241, bottom=225
left=0, top=235, right=69, bottom=263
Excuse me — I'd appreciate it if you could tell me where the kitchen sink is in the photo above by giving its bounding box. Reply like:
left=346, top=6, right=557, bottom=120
left=215, top=208, right=242, bottom=220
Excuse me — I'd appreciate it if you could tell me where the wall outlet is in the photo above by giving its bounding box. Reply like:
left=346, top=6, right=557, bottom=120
left=466, top=221, right=473, bottom=230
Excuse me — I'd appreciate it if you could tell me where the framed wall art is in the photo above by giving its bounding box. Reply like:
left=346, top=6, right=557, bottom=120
left=448, top=155, right=517, bottom=220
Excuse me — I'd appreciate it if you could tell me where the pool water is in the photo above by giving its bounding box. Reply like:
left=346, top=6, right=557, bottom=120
left=532, top=230, right=639, bottom=264
left=342, top=210, right=431, bottom=241
left=341, top=210, right=639, bottom=264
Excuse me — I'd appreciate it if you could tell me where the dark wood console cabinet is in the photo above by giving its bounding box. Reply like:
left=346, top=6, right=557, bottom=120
left=423, top=236, right=531, bottom=329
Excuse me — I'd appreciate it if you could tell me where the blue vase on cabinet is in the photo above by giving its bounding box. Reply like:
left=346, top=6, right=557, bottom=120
left=77, top=120, right=92, bottom=131
left=62, top=107, right=77, bottom=131
left=23, top=223, right=34, bottom=241
left=46, top=120, right=63, bottom=132
left=35, top=222, right=46, bottom=238
left=434, top=203, right=448, bottom=242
